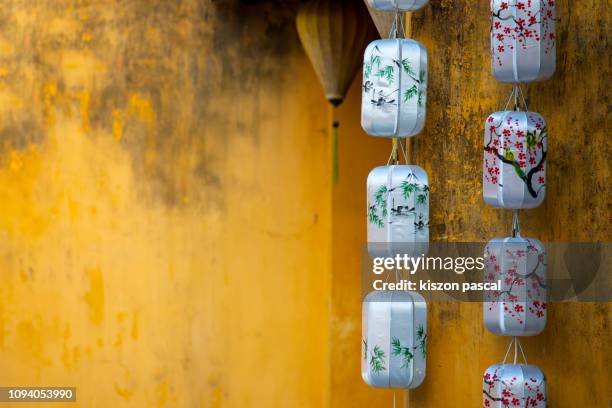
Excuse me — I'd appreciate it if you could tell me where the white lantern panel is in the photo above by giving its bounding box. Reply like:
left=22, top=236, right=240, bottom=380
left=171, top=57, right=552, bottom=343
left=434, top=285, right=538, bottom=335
left=367, top=0, right=428, bottom=12
left=483, top=364, right=547, bottom=407
left=491, top=0, right=556, bottom=83
left=362, top=291, right=427, bottom=389
left=483, top=111, right=548, bottom=209
left=484, top=237, right=547, bottom=336
left=367, top=165, right=429, bottom=258
left=362, top=39, right=427, bottom=137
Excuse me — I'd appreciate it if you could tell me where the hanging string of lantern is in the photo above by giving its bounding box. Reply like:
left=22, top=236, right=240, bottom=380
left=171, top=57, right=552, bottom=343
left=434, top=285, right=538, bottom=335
left=296, top=0, right=378, bottom=183
left=361, top=0, right=430, bottom=391
left=482, top=1, right=557, bottom=406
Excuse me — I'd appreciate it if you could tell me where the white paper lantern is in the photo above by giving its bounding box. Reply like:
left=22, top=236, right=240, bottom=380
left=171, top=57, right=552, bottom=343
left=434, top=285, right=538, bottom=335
left=491, top=0, right=556, bottom=83
left=367, top=165, right=429, bottom=258
left=483, top=111, right=548, bottom=209
left=483, top=364, right=547, bottom=407
left=367, top=0, right=428, bottom=12
left=484, top=237, right=547, bottom=336
left=362, top=39, right=428, bottom=137
left=362, top=290, right=427, bottom=389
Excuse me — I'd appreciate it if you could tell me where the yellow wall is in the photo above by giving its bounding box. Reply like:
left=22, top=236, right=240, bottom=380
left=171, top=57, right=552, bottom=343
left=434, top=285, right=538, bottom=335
left=0, top=1, right=331, bottom=407
left=0, top=1, right=608, bottom=407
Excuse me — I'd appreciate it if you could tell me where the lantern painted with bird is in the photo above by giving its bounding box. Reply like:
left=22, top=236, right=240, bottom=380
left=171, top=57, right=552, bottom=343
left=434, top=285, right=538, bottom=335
left=361, top=39, right=428, bottom=137
left=367, top=0, right=429, bottom=11
left=362, top=290, right=427, bottom=389
left=483, top=111, right=548, bottom=209
left=491, top=0, right=556, bottom=84
left=484, top=237, right=547, bottom=337
left=483, top=363, right=547, bottom=407
left=367, top=165, right=429, bottom=258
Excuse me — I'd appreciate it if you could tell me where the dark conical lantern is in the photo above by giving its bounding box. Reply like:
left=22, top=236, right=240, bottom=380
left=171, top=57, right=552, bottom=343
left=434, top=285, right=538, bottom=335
left=297, top=0, right=378, bottom=106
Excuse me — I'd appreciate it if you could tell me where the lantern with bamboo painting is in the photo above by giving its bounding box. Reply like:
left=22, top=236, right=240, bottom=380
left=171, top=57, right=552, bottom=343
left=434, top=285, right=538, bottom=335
left=361, top=39, right=428, bottom=137
left=367, top=0, right=428, bottom=11
left=483, top=111, right=548, bottom=209
left=483, top=363, right=547, bottom=407
left=484, top=237, right=547, bottom=336
left=362, top=290, right=427, bottom=389
left=367, top=165, right=429, bottom=258
left=491, top=0, right=556, bottom=83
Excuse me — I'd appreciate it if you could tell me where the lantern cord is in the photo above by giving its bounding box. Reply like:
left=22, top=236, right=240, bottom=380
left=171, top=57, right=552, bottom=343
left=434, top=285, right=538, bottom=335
left=504, top=85, right=529, bottom=112
left=399, top=138, right=409, bottom=164
left=502, top=337, right=515, bottom=364
left=389, top=7, right=406, bottom=39
left=503, top=86, right=516, bottom=111
left=514, top=85, right=520, bottom=111
left=503, top=337, right=528, bottom=365
left=511, top=210, right=521, bottom=238
left=388, top=138, right=400, bottom=165
left=331, top=110, right=339, bottom=185
left=517, top=85, right=529, bottom=111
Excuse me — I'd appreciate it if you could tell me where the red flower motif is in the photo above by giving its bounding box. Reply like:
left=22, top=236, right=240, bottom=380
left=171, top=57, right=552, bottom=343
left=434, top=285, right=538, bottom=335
left=514, top=304, right=524, bottom=313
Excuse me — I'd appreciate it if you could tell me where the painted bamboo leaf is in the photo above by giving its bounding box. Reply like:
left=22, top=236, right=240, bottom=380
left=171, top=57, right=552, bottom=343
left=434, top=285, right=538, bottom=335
left=391, top=337, right=414, bottom=369
left=377, top=65, right=394, bottom=83
left=370, top=345, right=386, bottom=373
left=404, top=85, right=418, bottom=102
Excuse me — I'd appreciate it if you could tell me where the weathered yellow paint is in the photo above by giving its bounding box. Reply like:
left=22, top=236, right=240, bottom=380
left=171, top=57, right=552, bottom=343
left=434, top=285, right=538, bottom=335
left=0, top=1, right=330, bottom=407
left=331, top=1, right=610, bottom=407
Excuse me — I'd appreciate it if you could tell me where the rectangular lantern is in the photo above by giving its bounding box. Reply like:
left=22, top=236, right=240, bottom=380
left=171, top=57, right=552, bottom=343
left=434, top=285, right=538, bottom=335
left=483, top=111, right=548, bottom=209
left=362, top=39, right=427, bottom=137
left=367, top=0, right=428, bottom=11
left=367, top=165, right=429, bottom=258
left=362, top=291, right=427, bottom=389
left=484, top=237, right=547, bottom=336
left=483, top=364, right=547, bottom=407
left=491, top=0, right=556, bottom=83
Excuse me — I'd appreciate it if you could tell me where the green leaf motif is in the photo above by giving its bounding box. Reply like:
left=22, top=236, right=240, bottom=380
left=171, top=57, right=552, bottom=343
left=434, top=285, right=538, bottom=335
left=364, top=54, right=382, bottom=81
left=417, top=325, right=427, bottom=358
left=401, top=58, right=415, bottom=76
left=370, top=345, right=386, bottom=374
left=391, top=337, right=414, bottom=369
left=368, top=205, right=384, bottom=228
left=377, top=65, right=395, bottom=83
left=404, top=85, right=418, bottom=102
left=416, top=194, right=427, bottom=205
left=401, top=181, right=420, bottom=199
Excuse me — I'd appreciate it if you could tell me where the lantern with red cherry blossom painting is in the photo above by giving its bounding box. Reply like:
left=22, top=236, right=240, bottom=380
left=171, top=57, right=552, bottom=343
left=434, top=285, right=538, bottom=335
left=484, top=237, right=547, bottom=336
left=483, top=364, right=547, bottom=407
left=367, top=0, right=428, bottom=11
left=491, top=0, right=556, bottom=83
left=483, top=111, right=548, bottom=209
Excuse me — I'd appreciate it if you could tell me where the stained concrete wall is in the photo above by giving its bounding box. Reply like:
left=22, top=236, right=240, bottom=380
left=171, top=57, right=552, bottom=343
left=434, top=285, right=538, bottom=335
left=0, top=1, right=331, bottom=407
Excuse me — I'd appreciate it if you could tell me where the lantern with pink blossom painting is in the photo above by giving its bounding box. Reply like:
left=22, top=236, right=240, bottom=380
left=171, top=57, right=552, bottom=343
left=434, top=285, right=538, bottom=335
left=484, top=237, right=547, bottom=336
left=367, top=0, right=428, bottom=11
left=491, top=0, right=556, bottom=83
left=483, top=363, right=547, bottom=407
left=483, top=111, right=548, bottom=209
